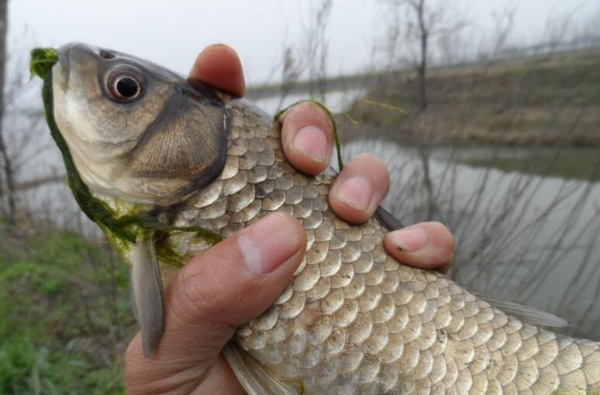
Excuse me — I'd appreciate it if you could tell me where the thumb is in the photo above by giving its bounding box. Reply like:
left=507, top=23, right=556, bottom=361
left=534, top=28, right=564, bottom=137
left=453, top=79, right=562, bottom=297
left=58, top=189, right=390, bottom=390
left=125, top=212, right=306, bottom=394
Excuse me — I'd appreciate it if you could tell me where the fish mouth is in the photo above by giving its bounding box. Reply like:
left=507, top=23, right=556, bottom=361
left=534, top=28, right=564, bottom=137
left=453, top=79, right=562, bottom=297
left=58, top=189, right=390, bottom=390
left=55, top=43, right=98, bottom=92
left=54, top=43, right=115, bottom=93
left=54, top=44, right=73, bottom=92
left=58, top=44, right=71, bottom=75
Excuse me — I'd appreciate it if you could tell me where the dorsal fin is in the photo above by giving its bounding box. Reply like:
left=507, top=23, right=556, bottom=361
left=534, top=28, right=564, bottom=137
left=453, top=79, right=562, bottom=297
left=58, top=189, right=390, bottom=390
left=376, top=205, right=405, bottom=231
left=375, top=205, right=569, bottom=328
left=471, top=291, right=569, bottom=328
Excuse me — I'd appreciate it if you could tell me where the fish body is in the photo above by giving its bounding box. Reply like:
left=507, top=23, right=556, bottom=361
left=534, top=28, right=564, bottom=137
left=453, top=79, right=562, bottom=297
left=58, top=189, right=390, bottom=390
left=38, top=43, right=600, bottom=394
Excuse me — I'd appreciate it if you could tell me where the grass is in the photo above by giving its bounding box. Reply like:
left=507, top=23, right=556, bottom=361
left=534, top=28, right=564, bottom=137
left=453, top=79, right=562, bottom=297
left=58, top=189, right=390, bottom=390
left=0, top=222, right=136, bottom=394
left=340, top=50, right=600, bottom=146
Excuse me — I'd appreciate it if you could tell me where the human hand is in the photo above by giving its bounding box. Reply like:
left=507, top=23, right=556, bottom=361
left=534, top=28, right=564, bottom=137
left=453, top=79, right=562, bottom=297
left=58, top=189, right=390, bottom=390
left=125, top=44, right=455, bottom=393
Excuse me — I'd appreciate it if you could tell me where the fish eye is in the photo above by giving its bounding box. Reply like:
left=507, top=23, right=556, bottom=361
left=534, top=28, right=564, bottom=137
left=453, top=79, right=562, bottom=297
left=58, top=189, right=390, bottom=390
left=106, top=67, right=146, bottom=102
left=115, top=77, right=140, bottom=98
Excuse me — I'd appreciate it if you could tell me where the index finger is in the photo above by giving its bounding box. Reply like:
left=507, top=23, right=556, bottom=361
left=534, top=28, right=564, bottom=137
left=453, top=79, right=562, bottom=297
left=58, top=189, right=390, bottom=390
left=188, top=44, right=245, bottom=98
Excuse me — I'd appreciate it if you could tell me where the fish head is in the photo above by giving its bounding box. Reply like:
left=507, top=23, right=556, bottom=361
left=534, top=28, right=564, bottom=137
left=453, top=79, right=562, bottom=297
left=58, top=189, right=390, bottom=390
left=52, top=43, right=229, bottom=205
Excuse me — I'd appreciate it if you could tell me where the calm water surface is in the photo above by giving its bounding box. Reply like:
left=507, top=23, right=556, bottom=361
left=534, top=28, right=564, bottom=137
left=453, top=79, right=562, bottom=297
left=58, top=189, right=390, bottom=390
left=345, top=138, right=600, bottom=340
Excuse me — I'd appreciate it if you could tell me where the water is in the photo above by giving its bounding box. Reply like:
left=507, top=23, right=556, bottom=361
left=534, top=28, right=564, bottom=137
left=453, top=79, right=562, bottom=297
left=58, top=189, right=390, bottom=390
left=344, top=138, right=600, bottom=340
left=254, top=87, right=368, bottom=115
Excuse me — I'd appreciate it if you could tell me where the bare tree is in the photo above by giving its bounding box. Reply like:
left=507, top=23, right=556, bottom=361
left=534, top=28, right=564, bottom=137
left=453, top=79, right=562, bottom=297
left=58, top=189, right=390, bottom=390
left=0, top=29, right=58, bottom=223
left=274, top=0, right=333, bottom=111
left=304, top=0, right=333, bottom=101
left=411, top=0, right=429, bottom=111
left=383, top=0, right=466, bottom=112
left=0, top=0, right=12, bottom=220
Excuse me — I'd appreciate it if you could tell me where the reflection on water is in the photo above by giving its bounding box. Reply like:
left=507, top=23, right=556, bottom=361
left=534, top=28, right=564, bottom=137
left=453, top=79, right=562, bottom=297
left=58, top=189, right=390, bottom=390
left=436, top=145, right=600, bottom=182
left=344, top=138, right=600, bottom=340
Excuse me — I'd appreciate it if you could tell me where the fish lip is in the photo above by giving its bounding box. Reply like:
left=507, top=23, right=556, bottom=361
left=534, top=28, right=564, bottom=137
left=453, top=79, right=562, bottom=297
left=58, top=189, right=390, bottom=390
left=55, top=44, right=73, bottom=91
left=58, top=44, right=71, bottom=74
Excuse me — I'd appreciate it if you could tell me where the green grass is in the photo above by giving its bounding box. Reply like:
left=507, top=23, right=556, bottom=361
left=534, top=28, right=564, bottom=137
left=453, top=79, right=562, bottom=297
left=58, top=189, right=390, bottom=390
left=0, top=224, right=136, bottom=394
left=341, top=50, right=600, bottom=146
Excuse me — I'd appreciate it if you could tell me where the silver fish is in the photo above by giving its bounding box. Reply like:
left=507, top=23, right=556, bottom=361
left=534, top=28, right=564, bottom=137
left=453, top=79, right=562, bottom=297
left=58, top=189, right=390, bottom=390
left=36, top=43, right=600, bottom=394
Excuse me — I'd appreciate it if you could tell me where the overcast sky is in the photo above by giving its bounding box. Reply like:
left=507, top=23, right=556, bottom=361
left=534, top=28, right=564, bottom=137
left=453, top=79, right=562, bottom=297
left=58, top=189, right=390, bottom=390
left=9, top=0, right=600, bottom=85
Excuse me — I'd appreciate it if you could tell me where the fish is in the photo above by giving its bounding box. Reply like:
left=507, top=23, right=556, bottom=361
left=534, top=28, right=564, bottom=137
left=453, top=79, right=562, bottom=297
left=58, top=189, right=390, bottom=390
left=31, top=43, right=600, bottom=394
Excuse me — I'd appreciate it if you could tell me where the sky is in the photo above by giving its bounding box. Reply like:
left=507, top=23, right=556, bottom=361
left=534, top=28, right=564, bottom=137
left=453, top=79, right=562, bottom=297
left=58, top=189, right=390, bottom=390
left=9, top=0, right=600, bottom=86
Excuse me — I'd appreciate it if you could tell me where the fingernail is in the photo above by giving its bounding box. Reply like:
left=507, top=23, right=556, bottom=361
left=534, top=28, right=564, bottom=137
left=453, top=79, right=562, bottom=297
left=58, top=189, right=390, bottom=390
left=335, top=176, right=373, bottom=211
left=238, top=213, right=301, bottom=275
left=292, top=126, right=329, bottom=163
left=389, top=226, right=427, bottom=253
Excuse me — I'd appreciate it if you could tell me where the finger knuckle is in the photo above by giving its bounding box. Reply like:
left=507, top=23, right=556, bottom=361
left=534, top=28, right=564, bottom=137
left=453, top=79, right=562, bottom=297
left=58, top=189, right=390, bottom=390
left=175, top=264, right=231, bottom=323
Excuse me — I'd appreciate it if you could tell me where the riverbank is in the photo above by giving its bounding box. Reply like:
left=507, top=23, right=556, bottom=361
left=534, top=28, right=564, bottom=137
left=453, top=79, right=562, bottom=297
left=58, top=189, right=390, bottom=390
left=338, top=49, right=600, bottom=146
left=0, top=222, right=134, bottom=393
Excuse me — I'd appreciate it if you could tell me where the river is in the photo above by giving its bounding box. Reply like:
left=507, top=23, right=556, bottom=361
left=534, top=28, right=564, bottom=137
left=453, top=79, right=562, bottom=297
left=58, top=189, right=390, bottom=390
left=343, top=138, right=600, bottom=341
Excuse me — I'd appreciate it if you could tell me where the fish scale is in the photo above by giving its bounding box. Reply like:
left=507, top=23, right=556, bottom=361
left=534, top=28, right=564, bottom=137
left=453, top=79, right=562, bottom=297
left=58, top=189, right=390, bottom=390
left=163, top=99, right=600, bottom=394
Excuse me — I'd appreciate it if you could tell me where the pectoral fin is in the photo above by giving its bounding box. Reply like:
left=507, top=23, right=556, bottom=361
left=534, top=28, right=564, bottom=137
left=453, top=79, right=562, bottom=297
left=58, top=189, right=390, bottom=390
left=223, top=343, right=299, bottom=395
left=131, top=233, right=165, bottom=357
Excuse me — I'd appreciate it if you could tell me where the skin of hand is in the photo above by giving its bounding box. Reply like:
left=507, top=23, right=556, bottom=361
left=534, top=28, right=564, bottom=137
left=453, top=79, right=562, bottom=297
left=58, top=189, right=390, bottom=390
left=125, top=44, right=455, bottom=394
